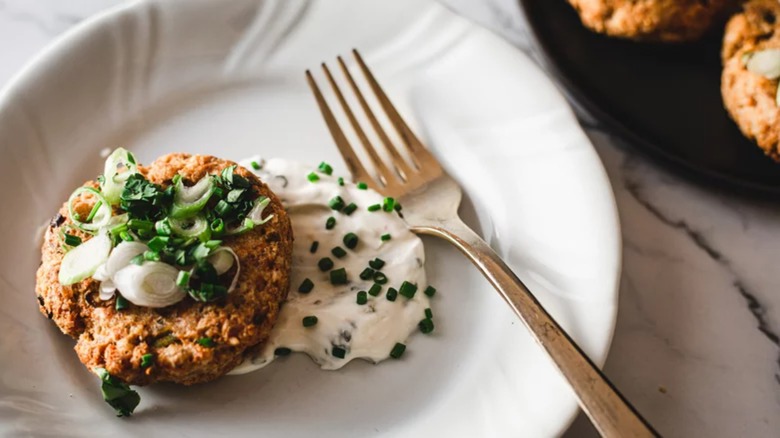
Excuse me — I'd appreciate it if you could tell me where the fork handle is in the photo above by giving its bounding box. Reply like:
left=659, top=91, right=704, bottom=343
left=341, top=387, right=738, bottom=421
left=414, top=218, right=658, bottom=438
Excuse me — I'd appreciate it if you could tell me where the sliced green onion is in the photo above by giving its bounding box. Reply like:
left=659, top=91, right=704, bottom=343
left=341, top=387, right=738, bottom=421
left=318, top=162, right=333, bottom=175
left=382, top=197, right=395, bottom=212
left=359, top=267, right=375, bottom=280
left=215, top=200, right=232, bottom=217
left=130, top=254, right=144, bottom=266
left=368, top=283, right=382, bottom=296
left=356, top=182, right=368, bottom=190
left=373, top=271, right=388, bottom=284
left=250, top=161, right=262, bottom=170
left=298, top=278, right=314, bottom=293
left=119, top=231, right=134, bottom=242
left=425, top=308, right=433, bottom=319
left=246, top=196, right=273, bottom=225
left=58, top=230, right=112, bottom=285
left=369, top=258, right=385, bottom=270
left=330, top=268, right=348, bottom=285
left=337, top=177, right=345, bottom=186
left=274, top=347, right=291, bottom=356
left=147, top=236, right=169, bottom=252
left=389, top=343, right=406, bottom=359
left=356, top=291, right=367, bottom=305
left=328, top=196, right=345, bottom=211
left=143, top=251, right=161, bottom=262
left=100, top=148, right=139, bottom=205
left=424, top=285, right=436, bottom=297
left=367, top=204, right=381, bottom=212
left=332, top=346, right=346, bottom=359
left=169, top=215, right=209, bottom=239
left=343, top=203, right=357, bottom=216
left=318, top=257, right=334, bottom=271
left=399, top=281, right=417, bottom=299
left=210, top=218, right=225, bottom=234
left=386, top=288, right=398, bottom=301
left=155, top=218, right=172, bottom=236
left=343, top=233, right=358, bottom=249
left=127, top=219, right=153, bottom=231
left=67, top=187, right=112, bottom=232
left=326, top=216, right=336, bottom=230
left=140, top=354, right=153, bottom=368
left=331, top=246, right=347, bottom=258
left=310, top=241, right=319, bottom=253
left=197, top=337, right=215, bottom=347
left=170, top=176, right=213, bottom=219
left=419, top=318, right=434, bottom=334
left=176, top=270, right=190, bottom=288
left=302, top=315, right=318, bottom=327
left=381, top=233, right=391, bottom=242
left=307, top=172, right=320, bottom=182
left=115, top=294, right=129, bottom=310
left=63, top=234, right=82, bottom=247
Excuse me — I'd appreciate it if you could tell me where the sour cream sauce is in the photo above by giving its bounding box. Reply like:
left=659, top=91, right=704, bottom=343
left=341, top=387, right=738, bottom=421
left=230, top=157, right=430, bottom=372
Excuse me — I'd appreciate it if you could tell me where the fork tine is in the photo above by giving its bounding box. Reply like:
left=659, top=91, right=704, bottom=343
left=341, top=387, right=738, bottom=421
left=352, top=49, right=442, bottom=173
left=305, top=70, right=374, bottom=186
left=321, top=62, right=397, bottom=188
left=336, top=56, right=415, bottom=183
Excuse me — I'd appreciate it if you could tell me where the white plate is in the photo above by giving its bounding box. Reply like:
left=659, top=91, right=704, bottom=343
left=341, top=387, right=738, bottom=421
left=0, top=0, right=621, bottom=436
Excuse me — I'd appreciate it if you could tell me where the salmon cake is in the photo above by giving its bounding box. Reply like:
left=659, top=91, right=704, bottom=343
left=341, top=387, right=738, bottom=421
left=35, top=152, right=293, bottom=395
left=722, top=0, right=780, bottom=161
left=567, top=0, right=741, bottom=42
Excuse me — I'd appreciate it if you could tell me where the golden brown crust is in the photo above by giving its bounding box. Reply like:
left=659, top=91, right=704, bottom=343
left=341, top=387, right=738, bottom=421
left=35, top=153, right=293, bottom=385
left=567, top=0, right=742, bottom=42
left=722, top=0, right=780, bottom=161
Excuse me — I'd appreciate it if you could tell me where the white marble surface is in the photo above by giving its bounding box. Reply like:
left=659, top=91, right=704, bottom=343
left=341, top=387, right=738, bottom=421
left=2, top=0, right=779, bottom=436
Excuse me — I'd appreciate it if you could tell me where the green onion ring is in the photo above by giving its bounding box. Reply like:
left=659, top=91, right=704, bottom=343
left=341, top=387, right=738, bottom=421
left=101, top=148, right=138, bottom=205
left=67, top=187, right=112, bottom=232
left=170, top=176, right=213, bottom=219
left=169, top=215, right=209, bottom=239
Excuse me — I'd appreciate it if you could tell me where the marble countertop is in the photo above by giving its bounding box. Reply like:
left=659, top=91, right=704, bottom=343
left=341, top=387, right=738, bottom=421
left=2, top=0, right=778, bottom=436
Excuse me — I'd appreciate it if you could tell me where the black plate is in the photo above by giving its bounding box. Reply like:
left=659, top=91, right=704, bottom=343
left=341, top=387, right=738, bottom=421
left=519, top=0, right=780, bottom=197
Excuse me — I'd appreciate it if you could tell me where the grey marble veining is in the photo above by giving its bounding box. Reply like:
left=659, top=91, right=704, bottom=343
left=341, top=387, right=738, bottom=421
left=2, top=0, right=779, bottom=436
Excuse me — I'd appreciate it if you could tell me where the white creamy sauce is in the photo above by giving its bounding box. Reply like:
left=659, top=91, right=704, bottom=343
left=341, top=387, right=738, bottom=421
left=230, top=157, right=430, bottom=372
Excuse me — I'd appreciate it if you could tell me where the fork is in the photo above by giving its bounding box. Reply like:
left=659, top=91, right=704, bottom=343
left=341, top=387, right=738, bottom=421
left=306, top=50, right=658, bottom=438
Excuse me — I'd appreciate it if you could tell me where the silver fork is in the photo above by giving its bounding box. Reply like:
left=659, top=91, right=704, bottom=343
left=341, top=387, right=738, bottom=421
left=306, top=50, right=658, bottom=438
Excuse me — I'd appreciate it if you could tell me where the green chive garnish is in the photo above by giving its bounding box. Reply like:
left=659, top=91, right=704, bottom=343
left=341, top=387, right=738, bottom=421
left=343, top=232, right=358, bottom=249
left=115, top=294, right=129, bottom=310
left=250, top=160, right=261, bottom=170
left=382, top=197, right=395, bottom=212
left=298, top=278, right=314, bottom=294
left=172, top=174, right=182, bottom=185
left=332, top=346, right=346, bottom=359
left=386, top=288, right=398, bottom=301
left=310, top=241, right=319, bottom=253
left=130, top=254, right=144, bottom=266
left=210, top=218, right=225, bottom=234
left=155, top=219, right=172, bottom=236
left=215, top=199, right=233, bottom=217
left=147, top=236, right=169, bottom=252
left=119, top=231, right=134, bottom=242
left=373, top=271, right=388, bottom=284
left=143, top=251, right=161, bottom=262
left=331, top=246, right=347, bottom=258
left=128, top=219, right=153, bottom=231
left=86, top=200, right=103, bottom=222
left=330, top=268, right=348, bottom=285
left=367, top=204, right=381, bottom=212
left=140, top=354, right=153, bottom=368
left=318, top=162, right=333, bottom=175
left=368, top=283, right=382, bottom=296
left=337, top=177, right=345, bottom=186
left=63, top=233, right=82, bottom=247
left=368, top=258, right=385, bottom=270
left=328, top=196, right=345, bottom=211
left=399, top=281, right=417, bottom=299
left=425, top=308, right=433, bottom=319
left=326, top=216, right=336, bottom=230
left=176, top=271, right=190, bottom=288
left=197, top=337, right=215, bottom=347
left=307, top=172, right=320, bottom=182
left=419, top=318, right=434, bottom=334
left=356, top=182, right=368, bottom=190
left=424, top=285, right=436, bottom=297
left=389, top=343, right=406, bottom=359
left=343, top=203, right=358, bottom=215
left=359, top=267, right=375, bottom=280
left=302, top=316, right=318, bottom=327
left=274, top=347, right=291, bottom=356
left=356, top=291, right=368, bottom=305
left=318, top=257, right=334, bottom=271
left=381, top=233, right=391, bottom=242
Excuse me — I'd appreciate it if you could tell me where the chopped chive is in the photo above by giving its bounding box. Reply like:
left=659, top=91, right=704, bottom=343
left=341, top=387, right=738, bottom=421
left=425, top=308, right=433, bottom=319
left=330, top=268, right=348, bottom=285
left=176, top=271, right=190, bottom=288
left=197, top=337, right=215, bottom=347
left=343, top=203, right=358, bottom=216
left=302, top=315, right=318, bottom=327
left=172, top=174, right=182, bottom=185
left=368, top=258, right=385, bottom=270
left=386, top=288, right=398, bottom=302
left=143, top=251, right=161, bottom=262
left=381, top=233, right=392, bottom=242
left=109, top=222, right=128, bottom=236
left=337, top=177, right=345, bottom=186
left=215, top=200, right=233, bottom=217
left=63, top=233, right=82, bottom=247
left=318, top=162, right=333, bottom=175
left=389, top=342, right=406, bottom=359
left=86, top=200, right=103, bottom=222
left=419, top=318, right=435, bottom=334
left=331, top=246, right=347, bottom=258
left=399, top=281, right=417, bottom=299
left=356, top=182, right=368, bottom=190
left=147, top=236, right=169, bottom=252
left=373, top=271, right=388, bottom=284
left=394, top=203, right=402, bottom=212
left=424, top=285, right=437, bottom=297
left=318, top=257, right=334, bottom=271
left=382, top=197, right=395, bottom=212
left=155, top=219, right=172, bottom=236
left=310, top=241, right=319, bottom=253
left=368, top=283, right=382, bottom=296
left=210, top=218, right=225, bottom=234
left=274, top=347, right=291, bottom=356
left=326, top=216, right=336, bottom=230
left=356, top=291, right=368, bottom=305
left=359, top=267, right=375, bottom=280
left=332, top=346, right=346, bottom=359
left=367, top=204, right=381, bottom=212
left=307, top=172, right=320, bottom=182
left=130, top=254, right=144, bottom=266
left=119, top=231, right=133, bottom=242
left=343, top=232, right=358, bottom=249
left=115, top=294, right=129, bottom=310
left=250, top=160, right=261, bottom=170
left=128, top=219, right=153, bottom=231
left=140, top=354, right=153, bottom=368
left=298, top=278, right=314, bottom=294
left=328, top=196, right=345, bottom=211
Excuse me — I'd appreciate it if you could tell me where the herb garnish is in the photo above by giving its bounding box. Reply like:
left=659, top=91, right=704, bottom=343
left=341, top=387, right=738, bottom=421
left=95, top=368, right=140, bottom=417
